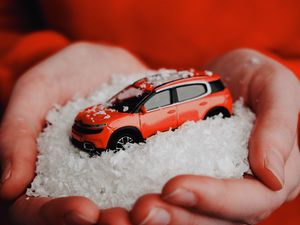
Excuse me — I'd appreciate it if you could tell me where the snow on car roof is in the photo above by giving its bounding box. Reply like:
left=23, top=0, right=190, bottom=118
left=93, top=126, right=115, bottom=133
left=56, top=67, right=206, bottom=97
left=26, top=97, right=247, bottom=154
left=147, top=69, right=192, bottom=86
left=133, top=69, right=214, bottom=90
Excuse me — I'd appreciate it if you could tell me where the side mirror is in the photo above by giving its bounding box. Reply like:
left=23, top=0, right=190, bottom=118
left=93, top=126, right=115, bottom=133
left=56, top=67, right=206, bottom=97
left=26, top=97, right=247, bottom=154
left=139, top=105, right=147, bottom=114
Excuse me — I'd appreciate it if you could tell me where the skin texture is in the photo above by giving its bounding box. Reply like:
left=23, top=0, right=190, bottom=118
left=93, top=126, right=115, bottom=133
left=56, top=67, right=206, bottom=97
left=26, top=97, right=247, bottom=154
left=0, top=46, right=299, bottom=225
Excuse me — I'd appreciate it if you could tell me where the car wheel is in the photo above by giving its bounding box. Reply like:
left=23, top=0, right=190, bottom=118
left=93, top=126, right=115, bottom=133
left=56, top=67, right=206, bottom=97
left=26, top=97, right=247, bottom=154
left=109, top=132, right=138, bottom=152
left=204, top=107, right=231, bottom=119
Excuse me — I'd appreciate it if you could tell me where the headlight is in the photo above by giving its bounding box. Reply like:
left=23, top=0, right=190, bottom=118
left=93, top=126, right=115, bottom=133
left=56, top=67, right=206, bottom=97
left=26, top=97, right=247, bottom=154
left=74, top=122, right=106, bottom=130
left=73, top=122, right=106, bottom=135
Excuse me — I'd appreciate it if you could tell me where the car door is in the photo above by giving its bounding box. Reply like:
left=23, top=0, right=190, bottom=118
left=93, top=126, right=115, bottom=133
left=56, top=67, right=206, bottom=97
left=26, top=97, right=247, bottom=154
left=176, top=83, right=209, bottom=126
left=139, top=89, right=178, bottom=138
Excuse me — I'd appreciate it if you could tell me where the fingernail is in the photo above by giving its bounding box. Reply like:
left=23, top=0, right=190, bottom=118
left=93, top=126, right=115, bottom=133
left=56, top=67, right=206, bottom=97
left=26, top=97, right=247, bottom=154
left=265, top=150, right=285, bottom=189
left=65, top=211, right=96, bottom=225
left=1, top=162, right=12, bottom=184
left=140, top=207, right=171, bottom=225
left=163, top=188, right=197, bottom=207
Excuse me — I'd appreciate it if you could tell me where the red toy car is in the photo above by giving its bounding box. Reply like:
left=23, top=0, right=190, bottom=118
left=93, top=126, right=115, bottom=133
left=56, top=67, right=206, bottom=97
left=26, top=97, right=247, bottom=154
left=71, top=69, right=232, bottom=154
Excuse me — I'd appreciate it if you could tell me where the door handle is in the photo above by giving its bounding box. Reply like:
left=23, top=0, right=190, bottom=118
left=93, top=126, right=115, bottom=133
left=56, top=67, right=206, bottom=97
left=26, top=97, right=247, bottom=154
left=199, top=101, right=207, bottom=106
left=167, top=109, right=176, bottom=114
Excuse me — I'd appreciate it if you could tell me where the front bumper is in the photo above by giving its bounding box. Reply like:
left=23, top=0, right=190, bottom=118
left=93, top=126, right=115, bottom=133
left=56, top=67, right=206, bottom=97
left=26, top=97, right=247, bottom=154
left=70, top=137, right=105, bottom=155
left=71, top=124, right=112, bottom=148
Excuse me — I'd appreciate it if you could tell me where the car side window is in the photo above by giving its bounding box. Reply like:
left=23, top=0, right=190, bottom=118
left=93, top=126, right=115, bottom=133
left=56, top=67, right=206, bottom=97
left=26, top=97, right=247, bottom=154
left=144, top=90, right=171, bottom=111
left=176, top=84, right=207, bottom=102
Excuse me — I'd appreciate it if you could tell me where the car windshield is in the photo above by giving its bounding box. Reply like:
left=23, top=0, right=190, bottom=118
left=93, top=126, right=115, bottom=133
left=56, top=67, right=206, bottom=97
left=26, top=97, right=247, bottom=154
left=107, top=85, right=150, bottom=113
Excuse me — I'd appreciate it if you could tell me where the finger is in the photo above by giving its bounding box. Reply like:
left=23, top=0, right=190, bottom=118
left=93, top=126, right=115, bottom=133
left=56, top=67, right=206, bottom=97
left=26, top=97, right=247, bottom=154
left=10, top=195, right=99, bottom=225
left=248, top=64, right=299, bottom=190
left=130, top=194, right=238, bottom=225
left=161, top=144, right=300, bottom=225
left=98, top=207, right=131, bottom=225
left=206, top=48, right=300, bottom=191
left=0, top=74, right=57, bottom=199
left=162, top=176, right=278, bottom=224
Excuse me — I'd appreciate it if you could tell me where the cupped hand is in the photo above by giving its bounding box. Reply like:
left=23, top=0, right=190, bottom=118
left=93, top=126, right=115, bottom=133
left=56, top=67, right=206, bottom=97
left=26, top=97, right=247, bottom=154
left=130, top=49, right=300, bottom=225
left=0, top=42, right=148, bottom=225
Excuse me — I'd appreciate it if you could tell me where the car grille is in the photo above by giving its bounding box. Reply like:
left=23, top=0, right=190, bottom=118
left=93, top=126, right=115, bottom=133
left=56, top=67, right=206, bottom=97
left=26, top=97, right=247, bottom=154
left=72, top=122, right=103, bottom=134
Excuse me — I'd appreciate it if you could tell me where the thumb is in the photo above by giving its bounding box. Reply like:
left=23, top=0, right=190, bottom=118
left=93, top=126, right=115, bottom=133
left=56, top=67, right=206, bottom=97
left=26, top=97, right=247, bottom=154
left=248, top=69, right=299, bottom=190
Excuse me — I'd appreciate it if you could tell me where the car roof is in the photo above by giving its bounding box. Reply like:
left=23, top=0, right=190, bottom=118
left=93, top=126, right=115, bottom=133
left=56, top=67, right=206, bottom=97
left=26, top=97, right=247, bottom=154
left=133, top=69, right=221, bottom=92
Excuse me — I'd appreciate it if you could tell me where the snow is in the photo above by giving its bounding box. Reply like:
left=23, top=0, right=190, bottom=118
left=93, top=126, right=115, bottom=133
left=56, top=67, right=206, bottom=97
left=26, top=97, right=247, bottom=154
left=114, top=86, right=144, bottom=100
left=204, top=70, right=213, bottom=76
left=104, top=115, right=111, bottom=119
left=146, top=69, right=193, bottom=86
left=26, top=71, right=255, bottom=209
left=123, top=106, right=129, bottom=112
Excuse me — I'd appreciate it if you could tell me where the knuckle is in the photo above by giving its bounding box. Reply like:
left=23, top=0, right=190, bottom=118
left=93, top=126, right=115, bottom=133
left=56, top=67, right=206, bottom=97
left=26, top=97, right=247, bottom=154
left=229, top=48, right=262, bottom=58
left=225, top=48, right=265, bottom=67
left=249, top=61, right=299, bottom=112
left=168, top=174, right=189, bottom=185
left=228, top=48, right=297, bottom=90
left=61, top=42, right=138, bottom=70
left=163, top=174, right=202, bottom=194
left=213, top=48, right=265, bottom=81
left=134, top=194, right=159, bottom=209
left=64, top=41, right=95, bottom=53
left=163, top=175, right=187, bottom=192
left=65, top=41, right=129, bottom=56
left=131, top=194, right=161, bottom=223
left=14, top=70, right=50, bottom=91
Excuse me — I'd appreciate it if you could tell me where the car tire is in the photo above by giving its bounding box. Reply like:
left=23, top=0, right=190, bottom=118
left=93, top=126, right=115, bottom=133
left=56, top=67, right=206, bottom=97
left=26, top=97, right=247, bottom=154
left=204, top=107, right=231, bottom=119
left=108, top=132, right=139, bottom=152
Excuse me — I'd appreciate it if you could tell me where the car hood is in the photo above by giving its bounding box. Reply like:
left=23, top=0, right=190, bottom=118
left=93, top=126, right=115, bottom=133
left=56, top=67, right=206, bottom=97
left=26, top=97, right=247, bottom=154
left=75, top=104, right=123, bottom=125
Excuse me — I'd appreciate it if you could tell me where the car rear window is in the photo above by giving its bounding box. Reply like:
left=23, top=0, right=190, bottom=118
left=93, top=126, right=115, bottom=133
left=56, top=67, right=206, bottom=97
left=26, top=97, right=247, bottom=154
left=176, top=84, right=207, bottom=102
left=209, top=80, right=225, bottom=93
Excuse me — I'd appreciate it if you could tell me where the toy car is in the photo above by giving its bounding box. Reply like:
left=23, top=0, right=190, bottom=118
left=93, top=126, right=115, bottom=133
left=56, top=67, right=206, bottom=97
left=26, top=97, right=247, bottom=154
left=70, top=69, right=233, bottom=154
